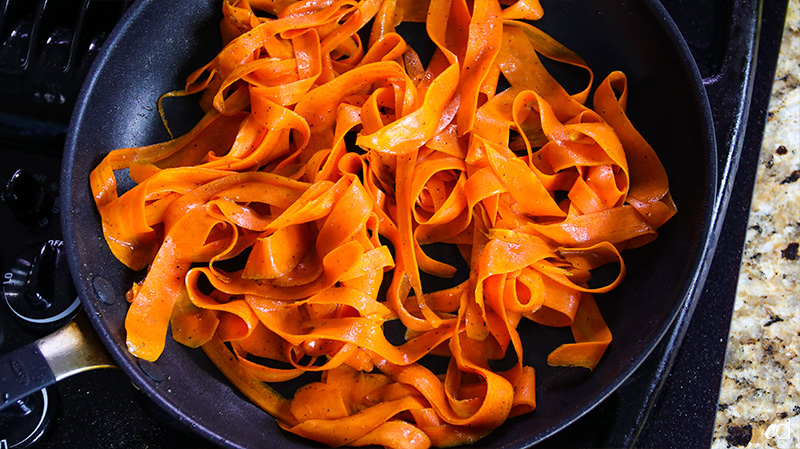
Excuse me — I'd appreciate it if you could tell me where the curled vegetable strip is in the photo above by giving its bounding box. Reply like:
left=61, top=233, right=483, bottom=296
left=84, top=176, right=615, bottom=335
left=90, top=0, right=676, bottom=447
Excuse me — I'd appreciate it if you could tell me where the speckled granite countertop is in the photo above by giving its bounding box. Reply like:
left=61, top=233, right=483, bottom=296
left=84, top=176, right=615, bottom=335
left=712, top=2, right=800, bottom=448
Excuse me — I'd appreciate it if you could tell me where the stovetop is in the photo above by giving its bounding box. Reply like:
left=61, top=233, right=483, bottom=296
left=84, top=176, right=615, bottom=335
left=0, top=0, right=790, bottom=448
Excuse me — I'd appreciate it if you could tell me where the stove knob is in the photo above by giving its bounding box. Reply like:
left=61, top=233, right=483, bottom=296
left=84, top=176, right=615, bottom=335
left=0, top=388, right=57, bottom=448
left=2, top=169, right=56, bottom=229
left=3, top=240, right=80, bottom=333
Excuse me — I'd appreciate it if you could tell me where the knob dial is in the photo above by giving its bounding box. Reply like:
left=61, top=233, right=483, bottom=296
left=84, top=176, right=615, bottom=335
left=3, top=240, right=80, bottom=333
left=0, top=387, right=57, bottom=448
left=1, top=169, right=56, bottom=229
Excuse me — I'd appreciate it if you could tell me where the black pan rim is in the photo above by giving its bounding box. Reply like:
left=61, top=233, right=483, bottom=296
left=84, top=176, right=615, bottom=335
left=61, top=0, right=719, bottom=447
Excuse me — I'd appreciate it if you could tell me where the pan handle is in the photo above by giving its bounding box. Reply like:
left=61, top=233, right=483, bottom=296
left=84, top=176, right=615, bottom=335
left=0, top=311, right=116, bottom=411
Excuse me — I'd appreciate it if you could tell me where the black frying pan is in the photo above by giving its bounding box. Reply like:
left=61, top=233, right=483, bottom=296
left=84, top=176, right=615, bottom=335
left=53, top=0, right=718, bottom=447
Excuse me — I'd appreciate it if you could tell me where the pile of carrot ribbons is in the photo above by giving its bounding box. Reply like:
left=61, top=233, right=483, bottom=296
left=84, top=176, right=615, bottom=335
left=89, top=0, right=676, bottom=447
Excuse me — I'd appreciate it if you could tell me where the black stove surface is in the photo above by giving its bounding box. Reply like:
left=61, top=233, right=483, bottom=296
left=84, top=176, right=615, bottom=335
left=0, top=0, right=790, bottom=448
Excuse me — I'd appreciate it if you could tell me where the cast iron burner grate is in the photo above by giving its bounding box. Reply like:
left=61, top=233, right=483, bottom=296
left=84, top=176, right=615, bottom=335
left=0, top=0, right=131, bottom=152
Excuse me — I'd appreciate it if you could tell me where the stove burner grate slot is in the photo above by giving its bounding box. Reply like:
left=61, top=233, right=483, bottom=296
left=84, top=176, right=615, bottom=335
left=0, top=0, right=132, bottom=151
